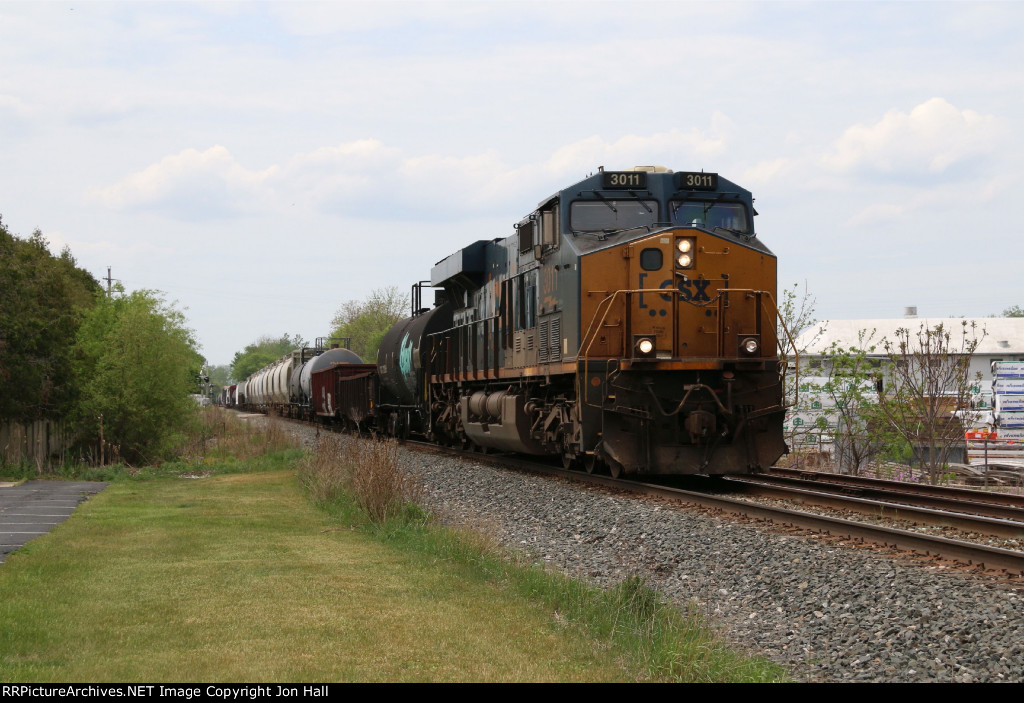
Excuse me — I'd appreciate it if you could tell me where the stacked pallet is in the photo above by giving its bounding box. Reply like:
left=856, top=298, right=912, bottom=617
left=969, top=361, right=1024, bottom=469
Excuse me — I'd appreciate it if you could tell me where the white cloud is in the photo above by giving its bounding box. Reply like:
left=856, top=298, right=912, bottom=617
left=741, top=158, right=794, bottom=187
left=278, top=139, right=404, bottom=207
left=843, top=201, right=911, bottom=228
left=841, top=170, right=1019, bottom=229
left=91, top=122, right=738, bottom=222
left=41, top=229, right=174, bottom=260
left=90, top=146, right=276, bottom=219
left=821, top=97, right=1004, bottom=177
left=0, top=93, right=32, bottom=117
left=268, top=1, right=499, bottom=34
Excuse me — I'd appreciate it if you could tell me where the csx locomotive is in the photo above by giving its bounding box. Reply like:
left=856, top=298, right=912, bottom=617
left=232, top=166, right=787, bottom=476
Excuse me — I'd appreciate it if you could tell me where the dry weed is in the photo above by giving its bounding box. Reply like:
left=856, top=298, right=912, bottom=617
left=299, top=433, right=354, bottom=504
left=178, top=407, right=299, bottom=462
left=349, top=436, right=423, bottom=522
left=300, top=432, right=422, bottom=522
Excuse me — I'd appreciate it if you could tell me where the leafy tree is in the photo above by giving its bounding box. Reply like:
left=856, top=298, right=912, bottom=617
left=876, top=321, right=984, bottom=485
left=206, top=364, right=232, bottom=388
left=776, top=281, right=821, bottom=349
left=72, top=289, right=203, bottom=464
left=817, top=331, right=886, bottom=475
left=777, top=282, right=826, bottom=451
left=328, top=286, right=409, bottom=362
left=0, top=221, right=100, bottom=421
left=1003, top=305, right=1024, bottom=318
left=230, top=334, right=306, bottom=382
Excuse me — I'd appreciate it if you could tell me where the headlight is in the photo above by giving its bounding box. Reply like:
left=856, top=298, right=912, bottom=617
left=675, top=237, right=696, bottom=268
left=633, top=335, right=657, bottom=360
left=740, top=337, right=760, bottom=355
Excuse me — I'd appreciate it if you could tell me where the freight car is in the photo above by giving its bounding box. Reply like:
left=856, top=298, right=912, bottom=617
left=238, top=166, right=787, bottom=477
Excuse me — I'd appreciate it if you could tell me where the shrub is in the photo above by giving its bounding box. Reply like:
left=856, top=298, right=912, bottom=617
left=72, top=290, right=203, bottom=464
left=299, top=432, right=422, bottom=523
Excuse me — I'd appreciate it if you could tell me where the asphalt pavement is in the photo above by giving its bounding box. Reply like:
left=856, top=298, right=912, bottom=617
left=0, top=480, right=108, bottom=564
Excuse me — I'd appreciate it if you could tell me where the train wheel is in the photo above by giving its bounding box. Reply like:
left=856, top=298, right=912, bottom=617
left=560, top=433, right=579, bottom=470
left=583, top=454, right=598, bottom=474
left=607, top=459, right=623, bottom=479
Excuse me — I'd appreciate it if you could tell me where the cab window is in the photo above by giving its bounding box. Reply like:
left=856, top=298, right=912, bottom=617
left=670, top=201, right=749, bottom=232
left=570, top=200, right=658, bottom=232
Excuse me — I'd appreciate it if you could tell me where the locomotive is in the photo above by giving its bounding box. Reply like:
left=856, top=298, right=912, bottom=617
left=231, top=166, right=787, bottom=476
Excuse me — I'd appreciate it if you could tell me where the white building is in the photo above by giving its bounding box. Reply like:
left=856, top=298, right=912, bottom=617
left=785, top=315, right=1024, bottom=444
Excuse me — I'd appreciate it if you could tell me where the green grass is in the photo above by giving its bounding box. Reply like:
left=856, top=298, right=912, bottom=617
left=0, top=470, right=636, bottom=682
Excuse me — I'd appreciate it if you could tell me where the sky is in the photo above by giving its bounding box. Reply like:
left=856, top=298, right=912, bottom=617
left=1, top=1, right=1021, bottom=366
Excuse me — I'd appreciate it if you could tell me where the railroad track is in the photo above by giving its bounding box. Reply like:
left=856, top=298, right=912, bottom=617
left=720, top=475, right=1024, bottom=539
left=767, top=466, right=1024, bottom=511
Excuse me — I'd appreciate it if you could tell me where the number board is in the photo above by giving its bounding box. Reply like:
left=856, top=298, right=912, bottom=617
left=602, top=171, right=648, bottom=189
left=676, top=172, right=719, bottom=191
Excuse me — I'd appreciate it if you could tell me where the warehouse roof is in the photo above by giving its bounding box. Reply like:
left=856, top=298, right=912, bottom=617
left=793, top=318, right=1024, bottom=356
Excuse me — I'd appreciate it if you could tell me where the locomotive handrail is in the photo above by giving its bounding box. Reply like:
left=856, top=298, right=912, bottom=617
left=578, top=289, right=629, bottom=410
left=578, top=286, right=788, bottom=411
left=579, top=287, right=779, bottom=359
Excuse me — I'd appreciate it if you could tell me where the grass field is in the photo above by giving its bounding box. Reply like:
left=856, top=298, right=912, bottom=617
left=0, top=469, right=639, bottom=681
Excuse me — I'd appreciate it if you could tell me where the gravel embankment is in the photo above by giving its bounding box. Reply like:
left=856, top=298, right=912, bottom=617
left=406, top=451, right=1024, bottom=683
left=275, top=418, right=1024, bottom=682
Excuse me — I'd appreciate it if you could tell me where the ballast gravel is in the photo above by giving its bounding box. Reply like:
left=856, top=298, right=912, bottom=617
left=404, top=452, right=1024, bottom=683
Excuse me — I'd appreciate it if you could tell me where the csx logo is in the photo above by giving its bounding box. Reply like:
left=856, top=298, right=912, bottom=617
left=638, top=273, right=711, bottom=305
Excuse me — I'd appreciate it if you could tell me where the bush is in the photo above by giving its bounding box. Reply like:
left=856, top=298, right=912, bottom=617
left=299, top=432, right=422, bottom=523
left=71, top=290, right=204, bottom=464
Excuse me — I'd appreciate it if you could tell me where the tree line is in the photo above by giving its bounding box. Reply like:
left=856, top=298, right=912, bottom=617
left=0, top=218, right=203, bottom=465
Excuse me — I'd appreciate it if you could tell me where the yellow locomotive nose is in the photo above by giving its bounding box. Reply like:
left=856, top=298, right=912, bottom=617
left=579, top=225, right=776, bottom=365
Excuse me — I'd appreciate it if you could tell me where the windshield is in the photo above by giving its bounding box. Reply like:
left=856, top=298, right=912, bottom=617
left=670, top=200, right=749, bottom=232
left=570, top=200, right=658, bottom=232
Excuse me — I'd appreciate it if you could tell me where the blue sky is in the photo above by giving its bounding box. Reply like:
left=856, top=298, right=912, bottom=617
left=1, top=1, right=1020, bottom=364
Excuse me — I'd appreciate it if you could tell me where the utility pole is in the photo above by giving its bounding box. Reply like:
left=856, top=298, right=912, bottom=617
left=104, top=267, right=121, bottom=297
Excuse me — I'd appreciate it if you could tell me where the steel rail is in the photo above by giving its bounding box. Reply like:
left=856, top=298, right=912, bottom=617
left=740, top=474, right=1024, bottom=522
left=720, top=476, right=1024, bottom=540
left=768, top=467, right=1024, bottom=509
left=260, top=420, right=1024, bottom=577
